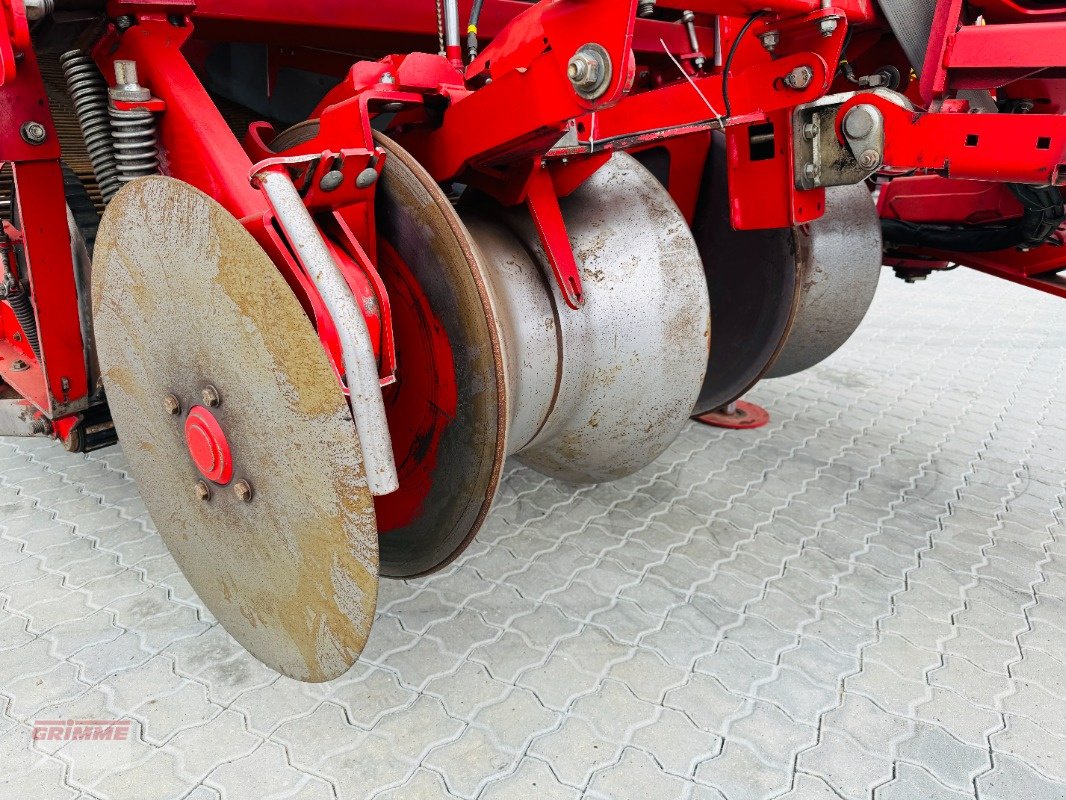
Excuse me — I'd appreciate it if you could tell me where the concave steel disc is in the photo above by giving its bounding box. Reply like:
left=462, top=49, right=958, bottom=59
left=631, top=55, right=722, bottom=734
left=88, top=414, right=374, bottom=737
left=690, top=135, right=800, bottom=415
left=763, top=182, right=883, bottom=379
left=371, top=133, right=508, bottom=578
left=263, top=124, right=508, bottom=579
left=92, top=176, right=378, bottom=682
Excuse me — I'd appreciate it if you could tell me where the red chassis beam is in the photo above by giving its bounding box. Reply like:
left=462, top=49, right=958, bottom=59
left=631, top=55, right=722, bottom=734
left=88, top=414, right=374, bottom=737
left=840, top=93, right=1066, bottom=186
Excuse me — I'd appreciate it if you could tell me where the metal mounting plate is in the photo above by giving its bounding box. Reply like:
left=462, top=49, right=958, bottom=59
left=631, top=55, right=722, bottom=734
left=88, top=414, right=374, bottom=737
left=793, top=92, right=886, bottom=190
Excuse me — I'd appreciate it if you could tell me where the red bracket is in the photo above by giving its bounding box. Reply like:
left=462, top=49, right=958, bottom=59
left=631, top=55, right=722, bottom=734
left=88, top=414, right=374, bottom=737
left=526, top=167, right=584, bottom=309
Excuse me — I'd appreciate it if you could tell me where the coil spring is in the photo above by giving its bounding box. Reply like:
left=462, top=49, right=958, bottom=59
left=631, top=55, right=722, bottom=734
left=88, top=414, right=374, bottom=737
left=59, top=51, right=122, bottom=204
left=7, top=289, right=41, bottom=361
left=109, top=106, right=160, bottom=184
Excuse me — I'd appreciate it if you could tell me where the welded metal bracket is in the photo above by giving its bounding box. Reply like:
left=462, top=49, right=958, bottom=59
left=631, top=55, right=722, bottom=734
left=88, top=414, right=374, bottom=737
left=793, top=91, right=887, bottom=190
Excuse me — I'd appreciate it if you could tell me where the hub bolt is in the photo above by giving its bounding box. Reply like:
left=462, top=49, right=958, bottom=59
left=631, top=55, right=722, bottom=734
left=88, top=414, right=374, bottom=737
left=20, top=122, right=47, bottom=145
left=201, top=385, right=221, bottom=408
left=195, top=480, right=211, bottom=501
left=163, top=394, right=182, bottom=415
left=233, top=480, right=254, bottom=503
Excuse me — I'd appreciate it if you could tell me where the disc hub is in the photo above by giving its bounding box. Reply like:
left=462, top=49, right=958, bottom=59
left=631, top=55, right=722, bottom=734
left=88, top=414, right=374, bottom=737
left=184, top=406, right=234, bottom=485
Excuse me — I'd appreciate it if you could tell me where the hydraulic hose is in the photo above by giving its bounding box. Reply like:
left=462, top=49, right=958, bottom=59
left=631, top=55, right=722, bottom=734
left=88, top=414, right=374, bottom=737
left=467, top=0, right=485, bottom=62
left=882, top=184, right=1066, bottom=254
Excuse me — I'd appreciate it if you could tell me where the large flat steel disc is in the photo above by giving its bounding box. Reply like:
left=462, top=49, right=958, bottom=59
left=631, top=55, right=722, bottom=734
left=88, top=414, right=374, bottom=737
left=92, top=176, right=378, bottom=682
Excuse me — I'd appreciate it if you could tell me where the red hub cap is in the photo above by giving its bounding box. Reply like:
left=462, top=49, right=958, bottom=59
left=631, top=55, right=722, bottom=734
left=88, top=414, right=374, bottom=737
left=184, top=406, right=234, bottom=484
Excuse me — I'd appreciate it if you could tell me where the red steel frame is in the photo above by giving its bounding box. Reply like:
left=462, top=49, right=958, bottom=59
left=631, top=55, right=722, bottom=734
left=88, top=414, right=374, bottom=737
left=0, top=0, right=1063, bottom=436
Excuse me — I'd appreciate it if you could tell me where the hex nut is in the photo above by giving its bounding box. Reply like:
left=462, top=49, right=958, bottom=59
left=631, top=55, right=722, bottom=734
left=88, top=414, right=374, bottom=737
left=20, top=122, right=47, bottom=145
left=163, top=394, right=182, bottom=415
left=567, top=44, right=612, bottom=100
left=234, top=480, right=253, bottom=503
left=858, top=149, right=881, bottom=170
left=201, top=385, right=221, bottom=408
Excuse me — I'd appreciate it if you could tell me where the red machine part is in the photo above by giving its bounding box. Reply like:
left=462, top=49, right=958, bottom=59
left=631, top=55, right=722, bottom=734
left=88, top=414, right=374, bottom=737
left=184, top=406, right=234, bottom=485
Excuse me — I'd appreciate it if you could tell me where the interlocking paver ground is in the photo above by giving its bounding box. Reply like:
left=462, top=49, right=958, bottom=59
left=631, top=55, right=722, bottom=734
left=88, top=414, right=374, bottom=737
left=1, top=268, right=1065, bottom=799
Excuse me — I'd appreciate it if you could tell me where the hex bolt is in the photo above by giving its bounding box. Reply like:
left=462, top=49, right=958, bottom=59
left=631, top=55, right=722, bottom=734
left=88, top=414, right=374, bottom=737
left=681, top=11, right=705, bottom=71
left=11, top=359, right=28, bottom=372
left=110, top=60, right=151, bottom=103
left=24, top=0, right=54, bottom=22
left=802, top=122, right=818, bottom=140
left=760, top=30, right=779, bottom=53
left=114, top=14, right=135, bottom=31
left=201, top=385, right=221, bottom=408
left=819, top=17, right=838, bottom=36
left=857, top=149, right=881, bottom=170
left=233, top=480, right=254, bottom=503
left=803, top=163, right=819, bottom=182
left=195, top=480, right=211, bottom=501
left=783, top=65, right=814, bottom=90
left=380, top=72, right=396, bottom=85
left=319, top=170, right=344, bottom=192
left=20, top=121, right=47, bottom=145
left=637, top=0, right=656, bottom=17
left=163, top=394, right=182, bottom=415
left=842, top=104, right=876, bottom=139
left=567, top=44, right=611, bottom=100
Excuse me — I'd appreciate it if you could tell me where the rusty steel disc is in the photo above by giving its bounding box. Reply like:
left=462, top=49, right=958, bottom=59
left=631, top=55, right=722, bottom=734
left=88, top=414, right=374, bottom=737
left=371, top=133, right=508, bottom=578
left=92, top=176, right=378, bottom=682
left=262, top=124, right=508, bottom=578
left=763, top=182, right=883, bottom=379
left=690, top=135, right=801, bottom=415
